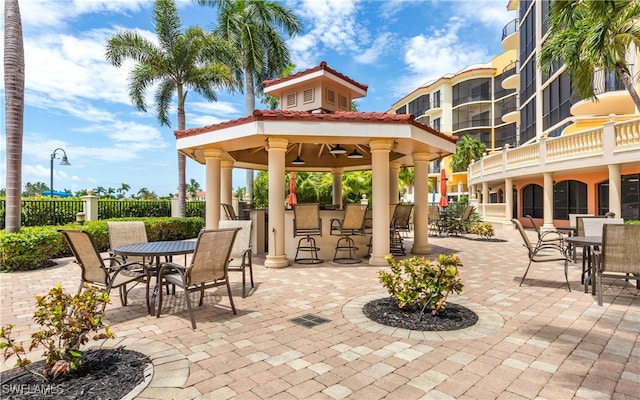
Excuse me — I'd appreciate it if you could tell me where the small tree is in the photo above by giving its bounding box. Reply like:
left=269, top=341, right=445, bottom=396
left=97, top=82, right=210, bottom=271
left=379, top=254, right=463, bottom=318
left=1, top=284, right=114, bottom=381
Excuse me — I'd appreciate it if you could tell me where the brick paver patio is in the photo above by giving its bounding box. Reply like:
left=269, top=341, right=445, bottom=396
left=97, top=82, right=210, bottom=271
left=1, top=227, right=638, bottom=399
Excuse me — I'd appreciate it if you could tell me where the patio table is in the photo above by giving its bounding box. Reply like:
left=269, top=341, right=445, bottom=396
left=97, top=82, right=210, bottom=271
left=564, top=236, right=602, bottom=294
left=114, top=240, right=196, bottom=314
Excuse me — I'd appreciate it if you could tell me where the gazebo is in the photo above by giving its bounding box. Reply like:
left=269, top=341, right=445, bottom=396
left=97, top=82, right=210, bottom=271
left=175, top=62, right=457, bottom=267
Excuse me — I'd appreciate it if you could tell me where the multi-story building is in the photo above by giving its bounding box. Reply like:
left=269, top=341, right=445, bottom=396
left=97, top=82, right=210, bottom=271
left=391, top=0, right=640, bottom=228
left=389, top=50, right=518, bottom=203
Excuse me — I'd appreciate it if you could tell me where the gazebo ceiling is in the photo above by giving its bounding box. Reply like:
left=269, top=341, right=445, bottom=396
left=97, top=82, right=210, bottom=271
left=175, top=110, right=458, bottom=172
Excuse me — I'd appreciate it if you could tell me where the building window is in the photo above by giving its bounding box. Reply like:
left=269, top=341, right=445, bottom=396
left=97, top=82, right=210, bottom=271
left=553, top=180, right=588, bottom=220
left=598, top=174, right=640, bottom=219
left=519, top=4, right=536, bottom=63
left=520, top=101, right=536, bottom=144
left=432, top=91, right=441, bottom=108
left=432, top=118, right=441, bottom=131
left=453, top=78, right=491, bottom=106
left=326, top=88, right=335, bottom=104
left=286, top=93, right=296, bottom=108
left=409, top=94, right=429, bottom=115
left=396, top=105, right=406, bottom=114
left=522, top=184, right=543, bottom=218
left=543, top=72, right=572, bottom=131
left=303, top=88, right=314, bottom=104
left=495, top=124, right=517, bottom=148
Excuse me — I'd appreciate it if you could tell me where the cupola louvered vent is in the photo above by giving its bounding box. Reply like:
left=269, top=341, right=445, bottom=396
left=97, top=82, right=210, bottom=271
left=303, top=88, right=314, bottom=103
left=286, top=93, right=297, bottom=108
left=339, top=94, right=348, bottom=109
left=326, top=88, right=335, bottom=104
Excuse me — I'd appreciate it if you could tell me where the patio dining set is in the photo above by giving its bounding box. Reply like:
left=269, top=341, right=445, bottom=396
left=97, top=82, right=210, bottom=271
left=59, top=220, right=255, bottom=329
left=512, top=214, right=640, bottom=306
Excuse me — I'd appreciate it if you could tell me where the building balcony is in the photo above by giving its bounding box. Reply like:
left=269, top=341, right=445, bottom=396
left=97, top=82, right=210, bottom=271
left=501, top=19, right=519, bottom=51
left=500, top=99, right=519, bottom=124
left=468, top=118, right=640, bottom=183
left=501, top=61, right=519, bottom=90
left=571, top=68, right=636, bottom=116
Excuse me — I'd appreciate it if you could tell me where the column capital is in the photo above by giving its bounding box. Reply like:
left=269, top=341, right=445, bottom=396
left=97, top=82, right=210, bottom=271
left=331, top=167, right=345, bottom=174
left=369, top=139, right=394, bottom=152
left=412, top=153, right=431, bottom=163
left=389, top=162, right=401, bottom=170
left=267, top=137, right=288, bottom=150
left=221, top=160, right=234, bottom=169
left=203, top=148, right=223, bottom=159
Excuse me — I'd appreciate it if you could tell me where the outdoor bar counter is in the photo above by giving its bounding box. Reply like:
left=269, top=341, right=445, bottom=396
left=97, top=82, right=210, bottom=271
left=283, top=207, right=372, bottom=262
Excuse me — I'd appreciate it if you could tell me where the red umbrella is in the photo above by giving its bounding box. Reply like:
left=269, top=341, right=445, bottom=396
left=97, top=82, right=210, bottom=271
left=439, top=168, right=449, bottom=208
left=288, top=171, right=297, bottom=207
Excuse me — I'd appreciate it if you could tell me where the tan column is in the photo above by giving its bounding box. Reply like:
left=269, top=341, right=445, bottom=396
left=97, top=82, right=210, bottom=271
left=204, top=149, right=222, bottom=229
left=389, top=162, right=400, bottom=204
left=265, top=137, right=289, bottom=268
left=221, top=160, right=234, bottom=206
left=608, top=164, right=622, bottom=218
left=482, top=182, right=489, bottom=204
left=504, top=177, right=513, bottom=221
left=543, top=172, right=554, bottom=229
left=332, top=168, right=344, bottom=208
left=369, top=139, right=393, bottom=265
left=411, top=153, right=430, bottom=254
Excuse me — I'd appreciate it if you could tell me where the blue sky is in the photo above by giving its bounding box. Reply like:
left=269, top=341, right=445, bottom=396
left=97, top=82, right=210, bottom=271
left=1, top=0, right=514, bottom=197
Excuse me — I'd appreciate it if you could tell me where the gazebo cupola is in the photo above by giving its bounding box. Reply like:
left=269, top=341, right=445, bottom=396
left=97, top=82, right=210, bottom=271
left=262, top=61, right=368, bottom=113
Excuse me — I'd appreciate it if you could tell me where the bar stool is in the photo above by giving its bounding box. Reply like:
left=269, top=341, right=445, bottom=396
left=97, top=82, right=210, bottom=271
left=293, top=204, right=323, bottom=264
left=330, top=204, right=368, bottom=264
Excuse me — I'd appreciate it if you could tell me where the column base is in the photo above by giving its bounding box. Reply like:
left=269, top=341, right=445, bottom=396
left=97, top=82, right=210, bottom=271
left=368, top=254, right=389, bottom=266
left=265, top=255, right=290, bottom=268
left=410, top=244, right=431, bottom=254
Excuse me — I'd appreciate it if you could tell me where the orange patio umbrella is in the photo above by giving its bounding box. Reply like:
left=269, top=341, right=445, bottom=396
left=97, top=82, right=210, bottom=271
left=439, top=168, right=449, bottom=208
left=288, top=171, right=297, bottom=207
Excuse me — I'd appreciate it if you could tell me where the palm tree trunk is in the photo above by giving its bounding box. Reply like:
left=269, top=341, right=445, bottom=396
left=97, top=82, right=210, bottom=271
left=244, top=69, right=255, bottom=201
left=176, top=87, right=186, bottom=217
left=616, top=63, right=640, bottom=111
left=4, top=0, right=25, bottom=233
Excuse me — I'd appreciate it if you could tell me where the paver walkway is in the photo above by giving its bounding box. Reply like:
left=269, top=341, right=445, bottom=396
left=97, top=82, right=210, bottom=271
left=1, top=227, right=638, bottom=399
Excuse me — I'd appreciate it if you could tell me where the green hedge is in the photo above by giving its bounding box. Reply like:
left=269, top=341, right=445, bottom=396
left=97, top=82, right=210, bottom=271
left=0, top=217, right=204, bottom=272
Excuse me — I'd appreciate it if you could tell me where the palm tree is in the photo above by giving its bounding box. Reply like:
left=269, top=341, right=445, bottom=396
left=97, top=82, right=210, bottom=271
left=196, top=0, right=303, bottom=199
left=186, top=178, right=201, bottom=199
left=450, top=135, right=486, bottom=173
left=106, top=0, right=239, bottom=217
left=4, top=0, right=25, bottom=233
left=117, top=183, right=130, bottom=199
left=539, top=0, right=640, bottom=109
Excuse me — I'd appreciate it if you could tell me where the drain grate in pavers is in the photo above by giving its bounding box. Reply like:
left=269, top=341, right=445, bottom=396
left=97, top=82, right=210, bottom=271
left=290, top=313, right=331, bottom=328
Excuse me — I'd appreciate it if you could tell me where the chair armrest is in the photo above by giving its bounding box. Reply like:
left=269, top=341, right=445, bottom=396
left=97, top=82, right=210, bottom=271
left=540, top=230, right=565, bottom=241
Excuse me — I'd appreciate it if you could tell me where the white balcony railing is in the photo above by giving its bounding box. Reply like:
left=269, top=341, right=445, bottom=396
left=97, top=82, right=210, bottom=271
left=468, top=118, right=640, bottom=182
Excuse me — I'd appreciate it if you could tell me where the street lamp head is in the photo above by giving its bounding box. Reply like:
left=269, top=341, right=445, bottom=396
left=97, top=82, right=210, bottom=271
left=50, top=147, right=71, bottom=198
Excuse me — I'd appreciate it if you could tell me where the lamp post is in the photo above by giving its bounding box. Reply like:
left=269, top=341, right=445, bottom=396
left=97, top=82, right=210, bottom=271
left=50, top=148, right=70, bottom=198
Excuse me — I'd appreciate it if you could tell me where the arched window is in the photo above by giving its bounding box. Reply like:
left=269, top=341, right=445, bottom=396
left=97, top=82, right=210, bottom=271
left=522, top=184, right=543, bottom=218
left=553, top=180, right=587, bottom=220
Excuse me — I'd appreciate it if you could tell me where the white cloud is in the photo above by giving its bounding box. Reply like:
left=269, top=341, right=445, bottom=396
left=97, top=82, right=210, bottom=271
left=354, top=32, right=394, bottom=64
left=290, top=0, right=363, bottom=67
left=393, top=16, right=491, bottom=97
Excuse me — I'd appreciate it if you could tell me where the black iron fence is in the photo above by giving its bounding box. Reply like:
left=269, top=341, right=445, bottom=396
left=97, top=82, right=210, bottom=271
left=1, top=199, right=206, bottom=229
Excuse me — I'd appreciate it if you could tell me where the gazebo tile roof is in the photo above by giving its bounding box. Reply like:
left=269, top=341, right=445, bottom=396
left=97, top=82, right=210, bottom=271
left=174, top=110, right=456, bottom=144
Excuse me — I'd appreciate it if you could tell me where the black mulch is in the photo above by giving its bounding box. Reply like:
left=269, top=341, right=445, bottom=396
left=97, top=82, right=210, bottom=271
left=363, top=297, right=478, bottom=331
left=0, top=347, right=150, bottom=400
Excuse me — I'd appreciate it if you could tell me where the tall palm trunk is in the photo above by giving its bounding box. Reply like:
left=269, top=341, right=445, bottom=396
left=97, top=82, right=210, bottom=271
left=616, top=62, right=640, bottom=111
left=244, top=68, right=255, bottom=201
left=177, top=86, right=186, bottom=217
left=4, top=0, right=25, bottom=233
